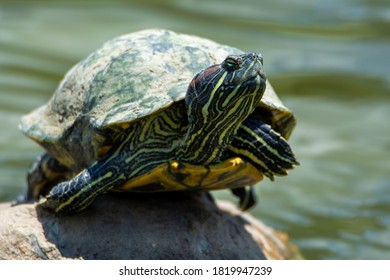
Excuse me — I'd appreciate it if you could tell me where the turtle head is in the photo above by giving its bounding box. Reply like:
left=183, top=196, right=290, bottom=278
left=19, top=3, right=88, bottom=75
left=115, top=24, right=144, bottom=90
left=180, top=52, right=267, bottom=165
left=185, top=52, right=266, bottom=119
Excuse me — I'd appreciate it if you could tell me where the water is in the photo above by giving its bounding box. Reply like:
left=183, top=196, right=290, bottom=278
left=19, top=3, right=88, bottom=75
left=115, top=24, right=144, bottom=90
left=1, top=0, right=389, bottom=260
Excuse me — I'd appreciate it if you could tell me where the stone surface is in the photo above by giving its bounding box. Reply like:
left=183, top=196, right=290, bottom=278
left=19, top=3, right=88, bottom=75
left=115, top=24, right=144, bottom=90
left=0, top=192, right=302, bottom=260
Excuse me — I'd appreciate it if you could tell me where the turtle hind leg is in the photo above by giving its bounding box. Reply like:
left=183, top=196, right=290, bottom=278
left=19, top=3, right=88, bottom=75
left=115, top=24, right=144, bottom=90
left=24, top=153, right=71, bottom=202
left=231, top=186, right=257, bottom=211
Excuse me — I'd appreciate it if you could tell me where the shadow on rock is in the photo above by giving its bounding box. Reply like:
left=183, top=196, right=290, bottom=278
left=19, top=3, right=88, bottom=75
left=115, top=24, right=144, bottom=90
left=36, top=192, right=266, bottom=259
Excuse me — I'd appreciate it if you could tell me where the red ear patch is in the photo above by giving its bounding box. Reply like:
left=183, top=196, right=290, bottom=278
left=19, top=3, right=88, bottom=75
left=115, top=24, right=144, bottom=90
left=200, top=65, right=221, bottom=79
left=188, top=64, right=221, bottom=93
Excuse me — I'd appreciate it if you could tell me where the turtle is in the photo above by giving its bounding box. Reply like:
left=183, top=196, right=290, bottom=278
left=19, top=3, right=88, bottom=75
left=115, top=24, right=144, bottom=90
left=20, top=29, right=298, bottom=214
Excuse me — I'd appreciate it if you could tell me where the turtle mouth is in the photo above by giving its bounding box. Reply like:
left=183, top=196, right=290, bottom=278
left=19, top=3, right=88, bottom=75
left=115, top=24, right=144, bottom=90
left=256, top=67, right=267, bottom=81
left=238, top=72, right=266, bottom=99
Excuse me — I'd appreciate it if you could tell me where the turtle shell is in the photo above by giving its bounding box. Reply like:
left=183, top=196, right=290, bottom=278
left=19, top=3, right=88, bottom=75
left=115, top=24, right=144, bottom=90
left=20, top=29, right=295, bottom=170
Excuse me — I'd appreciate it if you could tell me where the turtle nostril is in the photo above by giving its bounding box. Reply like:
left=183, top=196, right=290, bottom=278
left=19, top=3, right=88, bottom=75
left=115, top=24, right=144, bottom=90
left=249, top=52, right=263, bottom=64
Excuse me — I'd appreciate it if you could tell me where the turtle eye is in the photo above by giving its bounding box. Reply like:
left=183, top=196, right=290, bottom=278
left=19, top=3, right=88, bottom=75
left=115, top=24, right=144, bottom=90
left=223, top=57, right=240, bottom=71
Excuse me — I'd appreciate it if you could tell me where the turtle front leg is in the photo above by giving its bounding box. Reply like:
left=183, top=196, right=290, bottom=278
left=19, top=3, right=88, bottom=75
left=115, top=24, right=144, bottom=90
left=39, top=161, right=121, bottom=214
left=38, top=146, right=167, bottom=213
left=227, top=117, right=299, bottom=209
left=230, top=117, right=299, bottom=180
left=24, top=153, right=71, bottom=202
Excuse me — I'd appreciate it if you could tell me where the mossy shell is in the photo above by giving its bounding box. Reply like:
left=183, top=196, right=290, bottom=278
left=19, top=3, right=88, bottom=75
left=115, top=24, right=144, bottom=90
left=20, top=29, right=295, bottom=170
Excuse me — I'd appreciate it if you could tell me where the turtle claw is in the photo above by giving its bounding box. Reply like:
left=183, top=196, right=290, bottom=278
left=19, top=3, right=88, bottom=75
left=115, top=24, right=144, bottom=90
left=231, top=186, right=257, bottom=211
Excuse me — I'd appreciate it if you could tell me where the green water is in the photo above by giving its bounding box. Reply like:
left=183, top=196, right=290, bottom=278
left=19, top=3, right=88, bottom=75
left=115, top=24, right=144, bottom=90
left=1, top=0, right=389, bottom=260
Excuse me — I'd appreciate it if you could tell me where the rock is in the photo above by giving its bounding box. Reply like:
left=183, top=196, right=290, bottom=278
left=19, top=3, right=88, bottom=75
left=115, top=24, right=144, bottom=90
left=0, top=192, right=302, bottom=260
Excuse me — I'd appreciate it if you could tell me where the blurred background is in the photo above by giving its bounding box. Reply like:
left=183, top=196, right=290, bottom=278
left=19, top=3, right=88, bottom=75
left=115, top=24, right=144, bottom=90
left=0, top=0, right=389, bottom=259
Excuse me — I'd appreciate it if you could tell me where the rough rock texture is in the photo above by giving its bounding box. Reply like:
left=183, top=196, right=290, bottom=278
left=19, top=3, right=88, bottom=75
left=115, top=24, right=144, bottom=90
left=0, top=192, right=302, bottom=260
